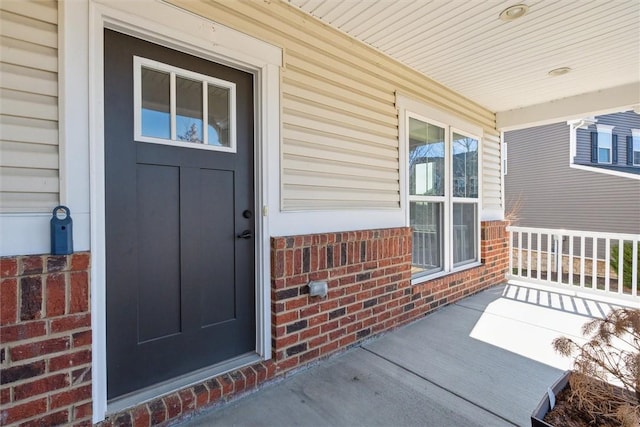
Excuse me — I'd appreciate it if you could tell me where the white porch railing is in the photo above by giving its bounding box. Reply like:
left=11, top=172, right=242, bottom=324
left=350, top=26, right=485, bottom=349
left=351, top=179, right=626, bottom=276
left=507, top=226, right=639, bottom=300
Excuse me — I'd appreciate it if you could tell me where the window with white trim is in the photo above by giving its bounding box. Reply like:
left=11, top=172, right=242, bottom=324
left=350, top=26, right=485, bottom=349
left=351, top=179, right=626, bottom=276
left=133, top=56, right=236, bottom=152
left=408, top=114, right=480, bottom=279
left=631, top=129, right=640, bottom=166
left=594, top=124, right=615, bottom=164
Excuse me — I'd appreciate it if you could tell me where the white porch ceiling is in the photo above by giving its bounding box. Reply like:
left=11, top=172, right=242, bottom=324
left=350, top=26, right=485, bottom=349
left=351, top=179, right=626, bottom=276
left=288, top=0, right=640, bottom=130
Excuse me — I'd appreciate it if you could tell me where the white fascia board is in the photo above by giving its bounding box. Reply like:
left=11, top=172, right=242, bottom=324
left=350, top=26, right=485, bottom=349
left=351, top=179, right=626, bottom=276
left=496, top=82, right=640, bottom=131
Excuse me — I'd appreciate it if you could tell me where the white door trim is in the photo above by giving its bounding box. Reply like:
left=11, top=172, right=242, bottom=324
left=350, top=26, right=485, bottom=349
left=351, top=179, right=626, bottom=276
left=71, top=1, right=281, bottom=422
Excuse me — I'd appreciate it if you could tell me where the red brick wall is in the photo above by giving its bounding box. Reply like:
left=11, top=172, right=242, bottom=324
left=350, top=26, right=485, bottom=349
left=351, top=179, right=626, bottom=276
left=1, top=253, right=92, bottom=427
left=270, top=227, right=413, bottom=369
left=99, top=221, right=508, bottom=426
left=0, top=223, right=507, bottom=426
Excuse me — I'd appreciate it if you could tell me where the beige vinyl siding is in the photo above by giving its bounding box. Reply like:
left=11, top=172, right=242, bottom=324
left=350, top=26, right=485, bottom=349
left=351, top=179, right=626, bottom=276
left=0, top=1, right=59, bottom=213
left=171, top=0, right=503, bottom=212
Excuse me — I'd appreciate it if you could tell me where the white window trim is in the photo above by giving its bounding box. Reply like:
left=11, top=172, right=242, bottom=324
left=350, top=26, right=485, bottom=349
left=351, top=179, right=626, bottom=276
left=133, top=56, right=238, bottom=152
left=63, top=0, right=282, bottom=422
left=397, top=94, right=483, bottom=285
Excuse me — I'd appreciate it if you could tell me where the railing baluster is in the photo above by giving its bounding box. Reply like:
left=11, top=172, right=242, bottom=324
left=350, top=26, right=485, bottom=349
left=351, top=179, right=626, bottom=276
left=604, top=238, right=610, bottom=293
left=580, top=236, right=585, bottom=288
left=592, top=238, right=598, bottom=291
left=527, top=232, right=532, bottom=279
left=547, top=233, right=552, bottom=284
left=518, top=231, right=523, bottom=277
left=568, top=236, right=574, bottom=287
left=557, top=234, right=563, bottom=286
left=508, top=229, right=513, bottom=278
left=536, top=232, right=542, bottom=281
left=632, top=239, right=638, bottom=297
left=618, top=238, right=624, bottom=295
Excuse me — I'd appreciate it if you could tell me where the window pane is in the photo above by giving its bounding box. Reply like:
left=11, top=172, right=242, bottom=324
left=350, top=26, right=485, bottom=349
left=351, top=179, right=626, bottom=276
left=141, top=68, right=170, bottom=139
left=176, top=76, right=203, bottom=143
left=207, top=84, right=231, bottom=147
left=410, top=201, right=443, bottom=275
left=597, top=132, right=611, bottom=163
left=452, top=133, right=478, bottom=198
left=409, top=118, right=445, bottom=196
left=598, top=132, right=612, bottom=149
left=453, top=203, right=477, bottom=266
left=634, top=136, right=640, bottom=165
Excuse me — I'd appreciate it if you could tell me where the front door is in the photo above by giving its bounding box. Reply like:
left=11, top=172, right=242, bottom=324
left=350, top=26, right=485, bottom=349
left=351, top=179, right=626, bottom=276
left=104, top=29, right=256, bottom=399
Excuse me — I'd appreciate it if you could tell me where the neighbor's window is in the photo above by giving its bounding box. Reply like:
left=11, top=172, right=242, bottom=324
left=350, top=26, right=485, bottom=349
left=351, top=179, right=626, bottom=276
left=593, top=124, right=615, bottom=164
left=408, top=115, right=480, bottom=279
left=134, top=56, right=236, bottom=152
left=632, top=130, right=640, bottom=166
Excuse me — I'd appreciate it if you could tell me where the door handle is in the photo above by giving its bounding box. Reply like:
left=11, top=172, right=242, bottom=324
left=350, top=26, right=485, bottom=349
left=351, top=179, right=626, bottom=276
left=237, top=230, right=253, bottom=239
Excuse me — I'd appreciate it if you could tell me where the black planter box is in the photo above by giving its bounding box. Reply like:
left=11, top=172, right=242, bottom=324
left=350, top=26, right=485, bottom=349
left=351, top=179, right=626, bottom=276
left=531, top=370, right=571, bottom=427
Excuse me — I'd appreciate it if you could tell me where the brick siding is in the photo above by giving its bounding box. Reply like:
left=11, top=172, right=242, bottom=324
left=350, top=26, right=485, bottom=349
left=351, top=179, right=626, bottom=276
left=1, top=253, right=92, bottom=427
left=99, top=221, right=508, bottom=426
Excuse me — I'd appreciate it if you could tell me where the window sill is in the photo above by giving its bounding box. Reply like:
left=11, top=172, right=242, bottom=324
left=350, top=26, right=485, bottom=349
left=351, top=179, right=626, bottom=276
left=411, top=261, right=482, bottom=286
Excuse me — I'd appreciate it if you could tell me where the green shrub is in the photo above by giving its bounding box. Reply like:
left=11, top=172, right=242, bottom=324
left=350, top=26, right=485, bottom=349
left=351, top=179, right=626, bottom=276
left=610, top=242, right=640, bottom=289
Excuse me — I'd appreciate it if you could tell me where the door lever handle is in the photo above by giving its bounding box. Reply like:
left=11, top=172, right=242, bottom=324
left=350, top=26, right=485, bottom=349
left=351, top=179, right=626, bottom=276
left=237, top=230, right=253, bottom=239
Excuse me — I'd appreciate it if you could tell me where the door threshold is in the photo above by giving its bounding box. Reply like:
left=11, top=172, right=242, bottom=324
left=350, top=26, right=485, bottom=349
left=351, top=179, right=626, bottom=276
left=106, top=352, right=262, bottom=415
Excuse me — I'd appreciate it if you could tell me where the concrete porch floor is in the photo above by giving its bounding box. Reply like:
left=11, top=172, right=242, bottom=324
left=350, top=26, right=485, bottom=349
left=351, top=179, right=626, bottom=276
left=175, top=283, right=632, bottom=427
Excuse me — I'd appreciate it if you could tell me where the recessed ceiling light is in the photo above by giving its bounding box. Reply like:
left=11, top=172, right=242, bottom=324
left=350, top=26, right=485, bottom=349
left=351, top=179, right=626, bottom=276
left=548, top=67, right=572, bottom=77
left=499, top=4, right=529, bottom=21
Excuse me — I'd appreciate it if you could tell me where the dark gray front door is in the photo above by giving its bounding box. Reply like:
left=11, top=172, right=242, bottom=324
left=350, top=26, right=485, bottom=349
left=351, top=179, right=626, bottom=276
left=104, top=29, right=256, bottom=399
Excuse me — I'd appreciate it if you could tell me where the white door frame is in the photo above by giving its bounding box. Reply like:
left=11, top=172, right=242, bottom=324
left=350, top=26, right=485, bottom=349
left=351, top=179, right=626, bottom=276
left=62, top=1, right=281, bottom=422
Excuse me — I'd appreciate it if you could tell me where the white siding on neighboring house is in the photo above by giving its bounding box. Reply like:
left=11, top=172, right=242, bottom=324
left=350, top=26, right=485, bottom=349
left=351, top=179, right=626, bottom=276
left=0, top=0, right=59, bottom=213
left=170, top=0, right=502, bottom=215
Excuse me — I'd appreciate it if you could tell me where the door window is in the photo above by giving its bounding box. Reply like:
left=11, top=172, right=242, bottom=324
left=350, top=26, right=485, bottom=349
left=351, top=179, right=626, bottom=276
left=134, top=56, right=236, bottom=152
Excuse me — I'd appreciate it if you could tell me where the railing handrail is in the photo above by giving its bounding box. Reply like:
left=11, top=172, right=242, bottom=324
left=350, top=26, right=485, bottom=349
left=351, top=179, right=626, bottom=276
left=507, top=225, right=640, bottom=241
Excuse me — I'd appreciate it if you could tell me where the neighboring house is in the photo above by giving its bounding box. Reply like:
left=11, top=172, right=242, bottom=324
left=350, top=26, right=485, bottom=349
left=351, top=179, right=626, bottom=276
left=504, top=110, right=640, bottom=235
left=573, top=110, right=640, bottom=177
left=0, top=1, right=551, bottom=426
